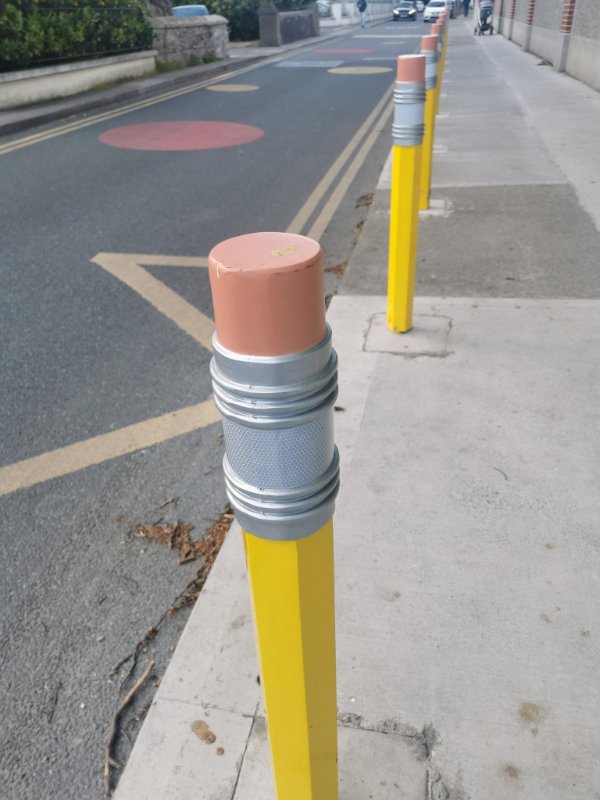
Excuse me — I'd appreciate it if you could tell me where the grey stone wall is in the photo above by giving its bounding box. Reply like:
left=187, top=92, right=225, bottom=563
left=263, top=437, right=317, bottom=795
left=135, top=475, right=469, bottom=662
left=259, top=3, right=319, bottom=47
left=279, top=7, right=319, bottom=44
left=152, top=15, right=229, bottom=63
left=146, top=0, right=172, bottom=16
left=572, top=0, right=600, bottom=39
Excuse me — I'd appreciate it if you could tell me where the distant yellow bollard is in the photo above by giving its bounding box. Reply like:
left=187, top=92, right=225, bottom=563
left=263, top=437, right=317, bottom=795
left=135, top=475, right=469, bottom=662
left=418, top=34, right=440, bottom=211
left=208, top=232, right=340, bottom=800
left=432, top=21, right=444, bottom=115
left=439, top=14, right=449, bottom=77
left=387, top=54, right=427, bottom=333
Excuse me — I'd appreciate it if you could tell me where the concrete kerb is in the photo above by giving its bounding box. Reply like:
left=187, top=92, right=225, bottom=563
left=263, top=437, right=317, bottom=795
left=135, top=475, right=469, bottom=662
left=0, top=20, right=384, bottom=139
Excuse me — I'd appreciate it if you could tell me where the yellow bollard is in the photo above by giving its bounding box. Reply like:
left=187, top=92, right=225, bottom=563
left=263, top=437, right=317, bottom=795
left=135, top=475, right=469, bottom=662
left=208, top=233, right=340, bottom=800
left=440, top=14, right=449, bottom=76
left=245, top=522, right=337, bottom=799
left=418, top=34, right=440, bottom=211
left=432, top=20, right=445, bottom=116
left=387, top=55, right=426, bottom=333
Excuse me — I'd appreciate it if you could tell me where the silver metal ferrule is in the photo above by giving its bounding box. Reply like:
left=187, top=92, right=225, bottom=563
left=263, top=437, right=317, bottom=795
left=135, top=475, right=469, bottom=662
left=392, top=80, right=426, bottom=147
left=422, top=50, right=438, bottom=90
left=210, top=326, right=340, bottom=541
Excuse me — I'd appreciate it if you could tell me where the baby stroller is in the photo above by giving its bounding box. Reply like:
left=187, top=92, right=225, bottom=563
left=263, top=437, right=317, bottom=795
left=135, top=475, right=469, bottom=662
left=474, top=4, right=494, bottom=34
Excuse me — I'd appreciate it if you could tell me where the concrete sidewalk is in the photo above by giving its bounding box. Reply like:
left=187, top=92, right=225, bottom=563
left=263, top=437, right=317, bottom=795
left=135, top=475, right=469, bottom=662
left=115, top=19, right=600, bottom=800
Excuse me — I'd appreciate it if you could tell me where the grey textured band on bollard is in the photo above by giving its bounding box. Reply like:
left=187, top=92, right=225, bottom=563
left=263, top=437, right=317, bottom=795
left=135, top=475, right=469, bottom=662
left=423, top=42, right=438, bottom=90
left=210, top=327, right=340, bottom=541
left=392, top=77, right=426, bottom=148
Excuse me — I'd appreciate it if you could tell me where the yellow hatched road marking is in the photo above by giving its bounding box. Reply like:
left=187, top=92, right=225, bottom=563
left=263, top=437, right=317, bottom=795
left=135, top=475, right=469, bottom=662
left=0, top=397, right=220, bottom=497
left=1, top=70, right=397, bottom=496
left=92, top=253, right=213, bottom=351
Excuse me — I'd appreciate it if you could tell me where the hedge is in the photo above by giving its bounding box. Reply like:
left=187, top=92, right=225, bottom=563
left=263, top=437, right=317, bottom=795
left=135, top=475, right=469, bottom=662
left=171, top=0, right=314, bottom=41
left=0, top=0, right=154, bottom=71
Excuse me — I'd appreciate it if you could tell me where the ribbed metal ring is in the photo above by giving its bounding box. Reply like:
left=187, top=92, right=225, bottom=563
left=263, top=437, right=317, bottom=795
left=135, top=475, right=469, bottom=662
left=393, top=81, right=426, bottom=105
left=223, top=448, right=340, bottom=541
left=392, top=123, right=426, bottom=146
left=211, top=332, right=338, bottom=430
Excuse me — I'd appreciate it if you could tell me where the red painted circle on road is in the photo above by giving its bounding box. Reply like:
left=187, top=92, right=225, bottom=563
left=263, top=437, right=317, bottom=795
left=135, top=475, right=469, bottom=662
left=99, top=121, right=265, bottom=151
left=314, top=48, right=372, bottom=54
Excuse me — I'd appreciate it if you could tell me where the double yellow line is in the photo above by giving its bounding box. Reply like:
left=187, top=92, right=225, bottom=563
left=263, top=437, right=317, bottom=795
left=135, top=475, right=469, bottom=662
left=1, top=60, right=395, bottom=238
left=288, top=81, right=394, bottom=239
left=0, top=60, right=268, bottom=157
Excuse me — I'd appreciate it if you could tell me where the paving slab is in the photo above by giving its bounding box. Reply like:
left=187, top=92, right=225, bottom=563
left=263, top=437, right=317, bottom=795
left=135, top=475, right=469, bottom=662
left=330, top=295, right=600, bottom=800
left=233, top=717, right=428, bottom=800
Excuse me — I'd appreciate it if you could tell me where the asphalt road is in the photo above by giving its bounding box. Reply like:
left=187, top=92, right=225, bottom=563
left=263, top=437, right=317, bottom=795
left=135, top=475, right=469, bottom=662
left=0, top=17, right=431, bottom=800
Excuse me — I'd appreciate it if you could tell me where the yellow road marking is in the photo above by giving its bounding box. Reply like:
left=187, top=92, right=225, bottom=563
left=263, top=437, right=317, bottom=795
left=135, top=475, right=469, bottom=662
left=287, top=82, right=393, bottom=234
left=329, top=66, right=393, bottom=75
left=353, top=34, right=424, bottom=38
left=207, top=84, right=260, bottom=92
left=307, top=96, right=394, bottom=241
left=92, top=253, right=214, bottom=351
left=0, top=61, right=270, bottom=157
left=0, top=398, right=220, bottom=497
left=1, top=72, right=398, bottom=495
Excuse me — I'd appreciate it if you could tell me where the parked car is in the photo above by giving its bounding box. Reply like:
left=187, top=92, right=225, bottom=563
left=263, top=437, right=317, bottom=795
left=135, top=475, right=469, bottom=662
left=393, top=1, right=417, bottom=21
left=172, top=4, right=209, bottom=16
left=424, top=0, right=448, bottom=21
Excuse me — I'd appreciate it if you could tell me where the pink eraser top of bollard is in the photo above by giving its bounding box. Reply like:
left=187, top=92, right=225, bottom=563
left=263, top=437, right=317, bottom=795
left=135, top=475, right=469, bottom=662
left=396, top=54, right=426, bottom=82
left=421, top=33, right=438, bottom=51
left=208, top=232, right=326, bottom=357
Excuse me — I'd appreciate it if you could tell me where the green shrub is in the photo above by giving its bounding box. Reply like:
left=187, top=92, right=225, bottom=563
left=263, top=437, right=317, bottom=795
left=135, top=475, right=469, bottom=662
left=0, top=0, right=154, bottom=71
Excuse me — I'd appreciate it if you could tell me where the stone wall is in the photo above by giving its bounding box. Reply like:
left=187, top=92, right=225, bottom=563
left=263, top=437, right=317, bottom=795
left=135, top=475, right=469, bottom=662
left=0, top=51, right=157, bottom=110
left=146, top=0, right=172, bottom=16
left=152, top=15, right=229, bottom=63
left=259, top=3, right=319, bottom=47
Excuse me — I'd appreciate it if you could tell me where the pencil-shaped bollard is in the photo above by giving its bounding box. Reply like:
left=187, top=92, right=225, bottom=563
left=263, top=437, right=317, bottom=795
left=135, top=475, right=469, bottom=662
left=432, top=21, right=444, bottom=114
left=208, top=233, right=340, bottom=800
left=418, top=34, right=439, bottom=211
left=387, top=55, right=426, bottom=333
left=440, top=14, right=449, bottom=76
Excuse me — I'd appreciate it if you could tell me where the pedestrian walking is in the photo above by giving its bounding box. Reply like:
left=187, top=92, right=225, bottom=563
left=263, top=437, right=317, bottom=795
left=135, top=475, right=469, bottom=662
left=357, top=0, right=367, bottom=27
left=463, top=0, right=470, bottom=16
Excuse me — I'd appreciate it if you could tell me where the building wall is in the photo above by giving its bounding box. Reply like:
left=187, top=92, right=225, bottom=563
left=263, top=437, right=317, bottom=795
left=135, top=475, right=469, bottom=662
left=515, top=0, right=529, bottom=23
left=571, top=0, right=600, bottom=40
left=530, top=0, right=563, bottom=30
left=496, top=0, right=600, bottom=91
left=511, top=19, right=528, bottom=46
